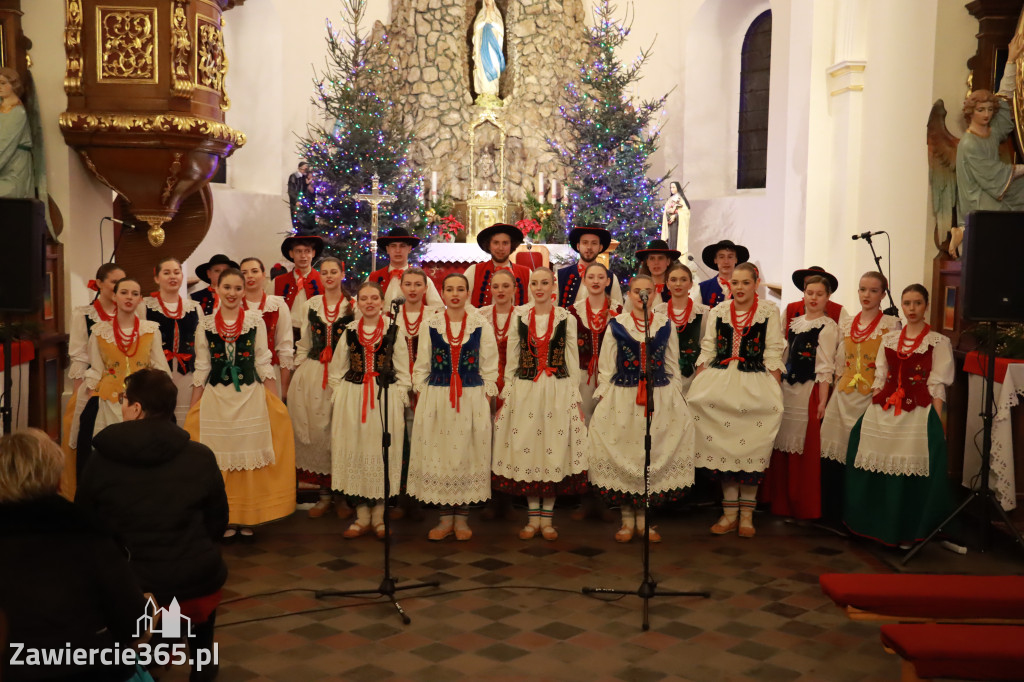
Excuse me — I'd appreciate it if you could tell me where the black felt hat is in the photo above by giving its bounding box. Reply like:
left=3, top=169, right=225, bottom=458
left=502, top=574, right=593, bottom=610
left=568, top=224, right=612, bottom=252
left=701, top=239, right=750, bottom=271
left=377, top=226, right=421, bottom=251
left=792, top=266, right=839, bottom=293
left=476, top=223, right=524, bottom=253
left=195, top=254, right=240, bottom=284
left=280, top=234, right=325, bottom=262
left=635, top=239, right=681, bottom=262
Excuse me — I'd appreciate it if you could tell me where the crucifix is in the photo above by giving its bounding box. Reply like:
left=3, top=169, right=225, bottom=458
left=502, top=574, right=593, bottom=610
left=355, top=173, right=397, bottom=272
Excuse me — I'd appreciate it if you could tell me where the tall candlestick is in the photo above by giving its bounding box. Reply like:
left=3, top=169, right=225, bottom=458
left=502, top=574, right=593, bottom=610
left=550, top=178, right=558, bottom=204
left=430, top=171, right=438, bottom=202
left=537, top=171, right=544, bottom=198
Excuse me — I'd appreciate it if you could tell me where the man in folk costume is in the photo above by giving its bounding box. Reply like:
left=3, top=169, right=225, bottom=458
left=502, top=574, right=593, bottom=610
left=698, top=239, right=749, bottom=308
left=556, top=224, right=623, bottom=307
left=366, top=227, right=442, bottom=308
left=463, top=223, right=531, bottom=308
left=785, top=266, right=851, bottom=329
left=191, top=254, right=238, bottom=315
left=273, top=235, right=325, bottom=335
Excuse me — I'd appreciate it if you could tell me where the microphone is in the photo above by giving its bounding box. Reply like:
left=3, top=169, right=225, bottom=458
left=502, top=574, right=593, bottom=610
left=687, top=254, right=713, bottom=279
left=104, top=217, right=135, bottom=228
left=851, top=230, right=885, bottom=241
left=391, top=296, right=406, bottom=309
left=638, top=289, right=650, bottom=306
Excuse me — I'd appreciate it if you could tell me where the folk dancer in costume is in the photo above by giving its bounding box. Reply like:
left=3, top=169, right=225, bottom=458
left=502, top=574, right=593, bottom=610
left=660, top=180, right=691, bottom=253
left=568, top=263, right=622, bottom=423
left=463, top=223, right=531, bottom=308
left=273, top=234, right=324, bottom=337
left=191, top=254, right=238, bottom=315
left=761, top=274, right=838, bottom=520
left=186, top=268, right=296, bottom=540
left=408, top=274, right=498, bottom=541
left=653, top=262, right=708, bottom=396
left=785, top=266, right=850, bottom=329
left=843, top=284, right=954, bottom=547
left=141, top=258, right=203, bottom=425
left=697, top=240, right=749, bottom=308
left=588, top=274, right=696, bottom=543
left=689, top=262, right=785, bottom=538
left=240, top=258, right=295, bottom=399
left=819, top=272, right=900, bottom=522
left=493, top=268, right=588, bottom=541
left=366, top=227, right=442, bottom=308
left=329, top=282, right=410, bottom=539
left=288, top=258, right=354, bottom=519
left=556, top=224, right=623, bottom=307
left=634, top=240, right=680, bottom=305
left=78, top=278, right=172, bottom=467
left=62, top=263, right=125, bottom=499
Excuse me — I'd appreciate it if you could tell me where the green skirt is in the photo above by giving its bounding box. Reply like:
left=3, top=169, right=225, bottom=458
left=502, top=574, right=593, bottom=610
left=843, top=408, right=952, bottom=546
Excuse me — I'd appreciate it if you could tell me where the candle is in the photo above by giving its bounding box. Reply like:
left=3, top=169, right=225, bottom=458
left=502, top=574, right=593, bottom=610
left=537, top=171, right=544, bottom=198
left=419, top=177, right=425, bottom=205
left=430, top=171, right=438, bottom=202
left=550, top=178, right=558, bottom=204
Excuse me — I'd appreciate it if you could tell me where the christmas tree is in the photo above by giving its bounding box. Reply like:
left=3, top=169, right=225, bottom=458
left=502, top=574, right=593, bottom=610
left=295, top=0, right=421, bottom=283
left=550, top=0, right=668, bottom=280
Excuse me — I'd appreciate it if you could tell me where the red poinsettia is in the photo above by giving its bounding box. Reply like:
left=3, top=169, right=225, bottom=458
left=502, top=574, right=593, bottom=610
left=516, top=218, right=542, bottom=237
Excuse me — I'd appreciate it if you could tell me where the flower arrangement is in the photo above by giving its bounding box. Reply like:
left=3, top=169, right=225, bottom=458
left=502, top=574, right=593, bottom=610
left=516, top=218, right=543, bottom=238
left=523, top=190, right=566, bottom=244
left=438, top=215, right=465, bottom=242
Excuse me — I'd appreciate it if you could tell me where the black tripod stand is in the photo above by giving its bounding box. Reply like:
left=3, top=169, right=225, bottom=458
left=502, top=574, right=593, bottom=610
left=316, top=309, right=439, bottom=622
left=902, top=321, right=1024, bottom=564
left=583, top=294, right=710, bottom=630
left=855, top=232, right=899, bottom=317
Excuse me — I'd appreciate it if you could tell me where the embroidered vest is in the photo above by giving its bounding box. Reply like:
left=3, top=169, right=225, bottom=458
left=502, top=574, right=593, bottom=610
left=472, top=262, right=528, bottom=308
left=710, top=318, right=768, bottom=372
left=557, top=264, right=614, bottom=307
left=342, top=327, right=397, bottom=385
left=675, top=313, right=703, bottom=378
left=190, top=288, right=216, bottom=315
left=838, top=334, right=884, bottom=395
left=784, top=325, right=823, bottom=385
left=609, top=319, right=671, bottom=388
left=514, top=316, right=571, bottom=380
left=307, top=308, right=351, bottom=359
left=426, top=326, right=485, bottom=388
left=873, top=345, right=934, bottom=413
left=148, top=306, right=200, bottom=375
left=274, top=271, right=324, bottom=308
left=204, top=327, right=259, bottom=389
left=567, top=305, right=617, bottom=373
left=94, top=333, right=159, bottom=402
left=260, top=308, right=282, bottom=366
left=699, top=278, right=728, bottom=307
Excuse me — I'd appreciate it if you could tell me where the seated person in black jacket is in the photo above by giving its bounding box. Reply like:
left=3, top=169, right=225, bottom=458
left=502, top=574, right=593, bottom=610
left=0, top=428, right=147, bottom=682
left=77, top=369, right=228, bottom=682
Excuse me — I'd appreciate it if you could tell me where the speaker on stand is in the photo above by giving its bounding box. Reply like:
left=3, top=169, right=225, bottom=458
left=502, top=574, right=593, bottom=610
left=0, top=198, right=46, bottom=435
left=903, top=210, right=1024, bottom=563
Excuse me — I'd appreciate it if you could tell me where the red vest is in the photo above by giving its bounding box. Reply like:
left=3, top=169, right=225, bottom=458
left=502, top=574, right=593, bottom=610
left=471, top=262, right=530, bottom=308
left=273, top=269, right=324, bottom=308
left=873, top=344, right=934, bottom=414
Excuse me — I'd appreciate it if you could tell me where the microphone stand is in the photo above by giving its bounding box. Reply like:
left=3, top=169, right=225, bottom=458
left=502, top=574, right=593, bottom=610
left=582, top=294, right=710, bottom=630
left=316, top=302, right=439, bottom=623
left=856, top=233, right=899, bottom=316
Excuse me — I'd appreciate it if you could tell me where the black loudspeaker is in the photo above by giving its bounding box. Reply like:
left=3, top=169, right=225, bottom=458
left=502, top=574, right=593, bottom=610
left=0, top=198, right=46, bottom=313
left=962, top=211, right=1024, bottom=322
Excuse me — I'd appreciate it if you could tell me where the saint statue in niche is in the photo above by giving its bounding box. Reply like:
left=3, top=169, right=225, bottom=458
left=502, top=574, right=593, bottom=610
left=472, top=0, right=505, bottom=107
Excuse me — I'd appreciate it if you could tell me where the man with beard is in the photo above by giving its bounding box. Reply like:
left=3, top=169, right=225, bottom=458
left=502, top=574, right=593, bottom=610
left=556, top=224, right=623, bottom=306
left=463, top=223, right=531, bottom=308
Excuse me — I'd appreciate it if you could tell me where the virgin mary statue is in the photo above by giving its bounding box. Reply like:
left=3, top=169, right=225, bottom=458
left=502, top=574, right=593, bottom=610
left=473, top=0, right=505, bottom=105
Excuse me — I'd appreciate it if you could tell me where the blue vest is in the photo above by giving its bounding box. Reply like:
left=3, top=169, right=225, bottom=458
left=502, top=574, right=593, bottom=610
left=426, top=326, right=485, bottom=388
left=699, top=277, right=727, bottom=307
left=608, top=319, right=672, bottom=388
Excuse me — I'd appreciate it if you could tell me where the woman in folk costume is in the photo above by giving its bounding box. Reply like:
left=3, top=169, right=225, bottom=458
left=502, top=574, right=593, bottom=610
left=61, top=262, right=125, bottom=499
left=567, top=262, right=622, bottom=423
left=589, top=274, right=695, bottom=543
left=843, top=284, right=954, bottom=547
left=367, top=227, right=442, bottom=308
left=786, top=266, right=850, bottom=328
left=78, top=278, right=172, bottom=462
left=191, top=254, right=238, bottom=316
left=653, top=262, right=708, bottom=396
left=328, top=282, right=410, bottom=539
left=408, top=274, right=499, bottom=541
left=186, top=268, right=296, bottom=540
left=634, top=240, right=679, bottom=305
left=141, top=257, right=203, bottom=425
left=688, top=262, right=785, bottom=538
left=240, top=258, right=294, bottom=399
left=819, top=271, right=900, bottom=522
left=287, top=257, right=353, bottom=519
left=492, top=267, right=588, bottom=541
left=761, top=273, right=838, bottom=520
left=477, top=268, right=517, bottom=412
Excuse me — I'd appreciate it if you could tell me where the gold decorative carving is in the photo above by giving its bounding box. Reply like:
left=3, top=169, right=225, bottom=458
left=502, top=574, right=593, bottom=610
left=162, top=153, right=184, bottom=203
left=79, top=151, right=125, bottom=198
left=65, top=0, right=84, bottom=95
left=59, top=112, right=247, bottom=147
left=170, top=0, right=193, bottom=98
left=96, top=7, right=157, bottom=83
left=134, top=216, right=168, bottom=247
left=195, top=16, right=230, bottom=111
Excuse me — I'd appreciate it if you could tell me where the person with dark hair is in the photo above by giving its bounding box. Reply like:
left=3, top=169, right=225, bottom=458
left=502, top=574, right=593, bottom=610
left=2, top=429, right=149, bottom=682
left=191, top=254, right=239, bottom=316
left=556, top=224, right=622, bottom=307
left=273, top=235, right=325, bottom=337
left=462, top=223, right=530, bottom=307
left=843, top=284, right=954, bottom=547
left=367, top=227, right=442, bottom=307
left=76, top=368, right=228, bottom=681
left=635, top=239, right=680, bottom=304
left=697, top=239, right=749, bottom=307
left=240, top=257, right=294, bottom=399
left=288, top=160, right=309, bottom=220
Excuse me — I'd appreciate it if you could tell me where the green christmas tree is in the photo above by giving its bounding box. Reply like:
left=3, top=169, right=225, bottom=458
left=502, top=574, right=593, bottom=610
left=551, top=0, right=669, bottom=280
left=295, top=0, right=421, bottom=283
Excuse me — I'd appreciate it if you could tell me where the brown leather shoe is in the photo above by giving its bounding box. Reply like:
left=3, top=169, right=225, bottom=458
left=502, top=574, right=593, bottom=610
left=711, top=516, right=739, bottom=535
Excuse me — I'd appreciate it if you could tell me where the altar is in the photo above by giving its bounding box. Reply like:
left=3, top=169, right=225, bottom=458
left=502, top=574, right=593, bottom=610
left=417, top=243, right=577, bottom=290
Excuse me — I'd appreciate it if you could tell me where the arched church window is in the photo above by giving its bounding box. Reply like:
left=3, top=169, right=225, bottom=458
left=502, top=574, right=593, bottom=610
left=737, top=10, right=771, bottom=190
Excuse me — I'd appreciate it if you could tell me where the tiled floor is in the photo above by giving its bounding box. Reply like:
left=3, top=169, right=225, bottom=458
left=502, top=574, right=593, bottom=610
left=151, top=505, right=1022, bottom=682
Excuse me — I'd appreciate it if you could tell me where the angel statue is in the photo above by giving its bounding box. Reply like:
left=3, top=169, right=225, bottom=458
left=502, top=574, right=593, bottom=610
left=931, top=34, right=1024, bottom=258
left=472, top=0, right=505, bottom=106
